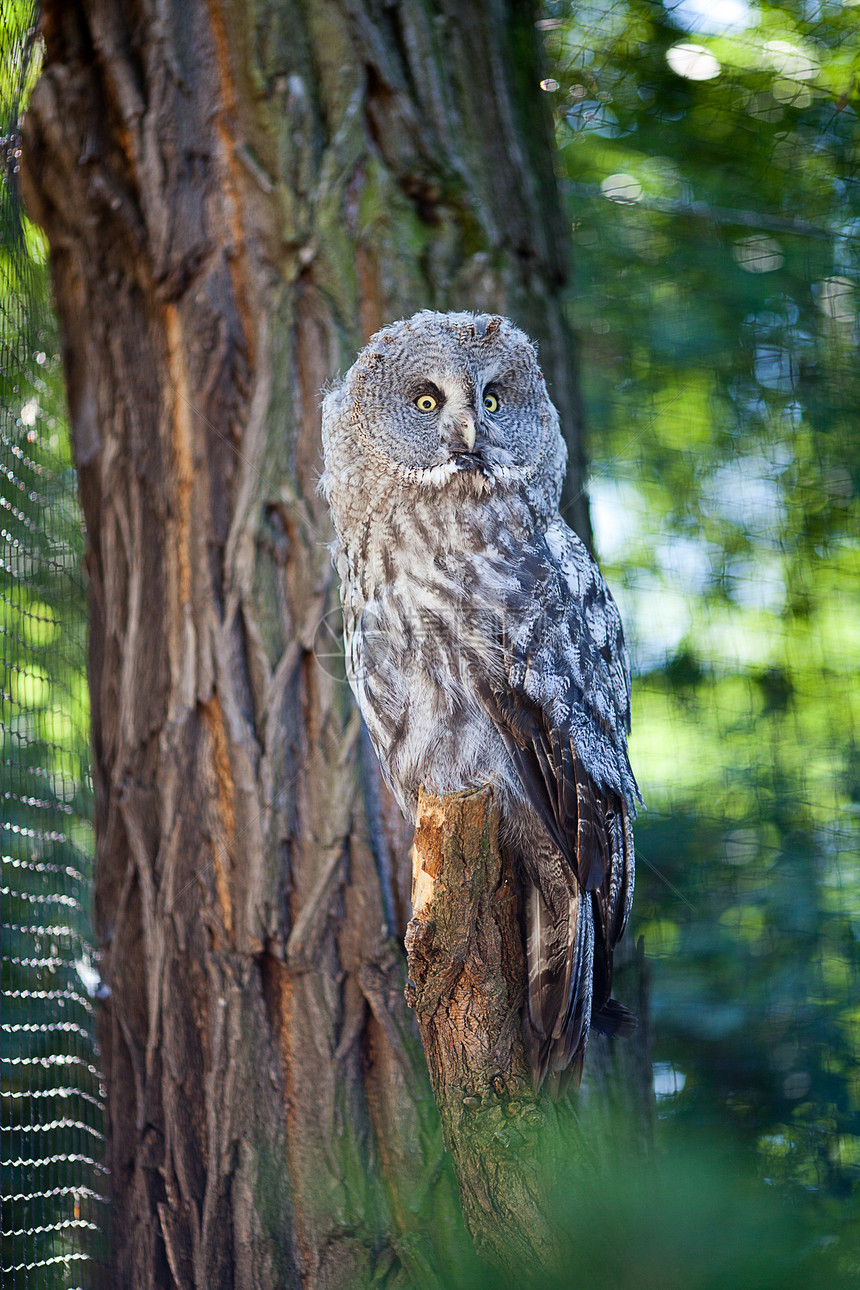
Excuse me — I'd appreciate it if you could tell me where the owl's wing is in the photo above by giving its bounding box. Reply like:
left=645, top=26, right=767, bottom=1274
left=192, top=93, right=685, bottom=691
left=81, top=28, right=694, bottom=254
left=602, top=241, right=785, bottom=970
left=475, top=519, right=639, bottom=1042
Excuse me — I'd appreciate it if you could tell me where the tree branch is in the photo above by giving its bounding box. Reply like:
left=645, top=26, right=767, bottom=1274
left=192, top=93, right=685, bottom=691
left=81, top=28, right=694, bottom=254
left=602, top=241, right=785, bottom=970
left=405, top=786, right=577, bottom=1277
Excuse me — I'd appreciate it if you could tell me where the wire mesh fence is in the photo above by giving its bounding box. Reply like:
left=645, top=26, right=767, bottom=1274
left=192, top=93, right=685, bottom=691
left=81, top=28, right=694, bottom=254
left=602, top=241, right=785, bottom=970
left=1, top=5, right=109, bottom=1286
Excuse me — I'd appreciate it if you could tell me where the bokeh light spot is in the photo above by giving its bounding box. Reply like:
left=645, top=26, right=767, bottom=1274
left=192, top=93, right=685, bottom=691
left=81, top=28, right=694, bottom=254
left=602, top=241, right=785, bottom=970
left=601, top=172, right=643, bottom=203
left=732, top=235, right=785, bottom=273
left=666, top=42, right=721, bottom=80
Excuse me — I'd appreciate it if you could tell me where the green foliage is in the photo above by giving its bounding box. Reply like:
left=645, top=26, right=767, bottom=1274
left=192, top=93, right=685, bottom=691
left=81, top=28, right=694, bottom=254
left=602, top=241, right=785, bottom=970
left=537, top=1135, right=859, bottom=1289
left=539, top=0, right=860, bottom=1228
left=406, top=1117, right=860, bottom=1288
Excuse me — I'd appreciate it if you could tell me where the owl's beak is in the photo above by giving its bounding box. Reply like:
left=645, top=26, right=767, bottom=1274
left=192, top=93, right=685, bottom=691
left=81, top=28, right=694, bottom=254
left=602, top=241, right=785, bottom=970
left=443, top=401, right=479, bottom=458
left=458, top=412, right=476, bottom=454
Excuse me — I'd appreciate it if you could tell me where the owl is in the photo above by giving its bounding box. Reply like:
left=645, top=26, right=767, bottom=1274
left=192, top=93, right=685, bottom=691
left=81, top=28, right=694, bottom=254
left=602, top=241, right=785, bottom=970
left=320, top=310, right=640, bottom=1087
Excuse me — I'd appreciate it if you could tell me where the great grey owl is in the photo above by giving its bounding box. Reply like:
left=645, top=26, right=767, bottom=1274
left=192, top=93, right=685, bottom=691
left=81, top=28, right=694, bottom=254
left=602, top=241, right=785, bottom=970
left=320, top=310, right=639, bottom=1086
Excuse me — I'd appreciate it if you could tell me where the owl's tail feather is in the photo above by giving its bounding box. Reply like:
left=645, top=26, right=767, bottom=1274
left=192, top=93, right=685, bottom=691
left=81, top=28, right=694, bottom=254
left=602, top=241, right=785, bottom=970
left=524, top=874, right=593, bottom=1089
left=591, top=997, right=637, bottom=1037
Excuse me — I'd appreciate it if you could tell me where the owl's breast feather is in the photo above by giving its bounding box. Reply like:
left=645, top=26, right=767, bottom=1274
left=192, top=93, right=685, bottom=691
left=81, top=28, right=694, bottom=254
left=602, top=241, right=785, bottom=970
left=339, top=518, right=523, bottom=819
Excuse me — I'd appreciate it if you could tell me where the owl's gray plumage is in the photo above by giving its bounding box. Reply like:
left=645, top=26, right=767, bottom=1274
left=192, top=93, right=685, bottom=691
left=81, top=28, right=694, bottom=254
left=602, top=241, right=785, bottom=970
left=320, top=310, right=640, bottom=1086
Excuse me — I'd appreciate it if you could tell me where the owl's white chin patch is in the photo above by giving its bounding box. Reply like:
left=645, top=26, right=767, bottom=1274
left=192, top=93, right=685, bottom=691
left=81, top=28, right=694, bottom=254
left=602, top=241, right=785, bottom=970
left=411, top=459, right=524, bottom=494
left=411, top=460, right=462, bottom=488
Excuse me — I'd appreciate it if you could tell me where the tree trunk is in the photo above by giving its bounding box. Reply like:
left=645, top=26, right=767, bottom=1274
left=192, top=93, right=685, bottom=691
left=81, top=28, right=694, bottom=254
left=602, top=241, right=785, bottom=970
left=21, top=1, right=648, bottom=1285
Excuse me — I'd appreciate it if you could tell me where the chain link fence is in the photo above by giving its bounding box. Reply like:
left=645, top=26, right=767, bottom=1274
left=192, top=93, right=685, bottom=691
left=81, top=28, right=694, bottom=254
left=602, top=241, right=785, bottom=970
left=1, top=5, right=109, bottom=1286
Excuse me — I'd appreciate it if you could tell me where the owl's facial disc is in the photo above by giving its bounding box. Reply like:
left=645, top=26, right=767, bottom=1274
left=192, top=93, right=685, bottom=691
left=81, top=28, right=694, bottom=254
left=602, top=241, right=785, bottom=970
left=321, top=311, right=568, bottom=526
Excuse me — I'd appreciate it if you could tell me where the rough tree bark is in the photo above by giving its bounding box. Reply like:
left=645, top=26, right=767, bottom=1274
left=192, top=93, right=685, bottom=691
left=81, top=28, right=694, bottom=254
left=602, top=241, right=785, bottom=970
left=21, top=1, right=650, bottom=1286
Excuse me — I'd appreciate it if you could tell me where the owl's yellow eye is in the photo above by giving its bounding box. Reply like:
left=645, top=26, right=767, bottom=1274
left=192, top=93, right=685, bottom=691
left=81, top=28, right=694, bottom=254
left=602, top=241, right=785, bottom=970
left=483, top=392, right=499, bottom=413
left=415, top=394, right=438, bottom=413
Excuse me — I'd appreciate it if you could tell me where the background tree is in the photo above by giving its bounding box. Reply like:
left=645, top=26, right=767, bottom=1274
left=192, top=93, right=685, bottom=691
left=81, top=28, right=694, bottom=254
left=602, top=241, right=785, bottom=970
left=18, top=2, right=649, bottom=1287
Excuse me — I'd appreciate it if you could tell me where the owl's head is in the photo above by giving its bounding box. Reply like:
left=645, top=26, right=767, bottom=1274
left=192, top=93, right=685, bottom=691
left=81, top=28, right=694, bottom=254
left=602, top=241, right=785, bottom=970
left=320, top=311, right=567, bottom=524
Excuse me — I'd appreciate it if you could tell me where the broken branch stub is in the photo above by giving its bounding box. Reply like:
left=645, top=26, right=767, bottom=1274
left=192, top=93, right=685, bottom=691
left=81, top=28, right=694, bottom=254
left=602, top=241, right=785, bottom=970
left=404, top=786, right=563, bottom=1275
